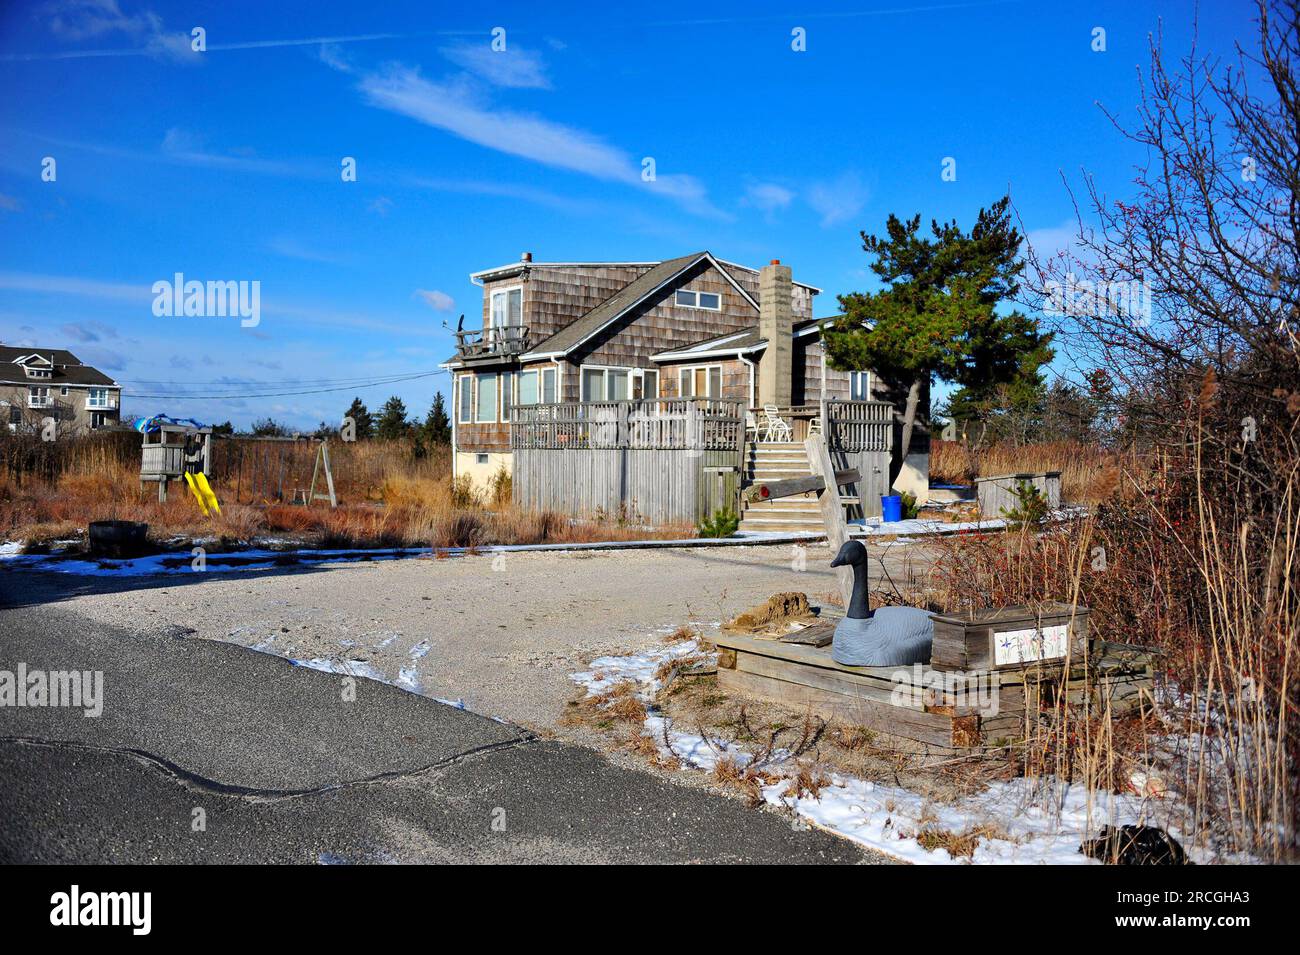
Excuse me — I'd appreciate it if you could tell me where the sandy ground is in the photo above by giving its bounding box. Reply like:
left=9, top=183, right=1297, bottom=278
left=10, top=539, right=935, bottom=733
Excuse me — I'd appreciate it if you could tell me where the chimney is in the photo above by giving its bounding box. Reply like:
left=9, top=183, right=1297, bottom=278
left=521, top=251, right=533, bottom=263
left=757, top=259, right=793, bottom=408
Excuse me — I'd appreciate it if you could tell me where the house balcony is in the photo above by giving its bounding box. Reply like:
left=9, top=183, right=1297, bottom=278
left=454, top=325, right=531, bottom=363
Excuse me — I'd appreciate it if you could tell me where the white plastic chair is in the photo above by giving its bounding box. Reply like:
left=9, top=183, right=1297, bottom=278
left=762, top=405, right=792, bottom=442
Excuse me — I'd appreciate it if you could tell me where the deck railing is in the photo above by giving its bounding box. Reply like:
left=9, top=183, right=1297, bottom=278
left=454, top=325, right=531, bottom=361
left=512, top=398, right=745, bottom=451
left=825, top=399, right=894, bottom=453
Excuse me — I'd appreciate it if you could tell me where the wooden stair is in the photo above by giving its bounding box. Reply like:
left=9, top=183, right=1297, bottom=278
left=738, top=443, right=826, bottom=534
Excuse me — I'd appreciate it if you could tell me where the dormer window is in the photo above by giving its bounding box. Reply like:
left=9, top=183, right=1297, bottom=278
left=24, top=366, right=51, bottom=379
left=674, top=289, right=721, bottom=310
left=490, top=287, right=522, bottom=330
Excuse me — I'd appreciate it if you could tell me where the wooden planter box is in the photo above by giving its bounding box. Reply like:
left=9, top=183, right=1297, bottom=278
left=929, top=603, right=1089, bottom=673
left=711, top=606, right=1142, bottom=754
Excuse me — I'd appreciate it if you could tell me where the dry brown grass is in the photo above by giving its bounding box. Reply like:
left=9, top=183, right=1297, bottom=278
left=929, top=439, right=1121, bottom=504
left=0, top=434, right=694, bottom=550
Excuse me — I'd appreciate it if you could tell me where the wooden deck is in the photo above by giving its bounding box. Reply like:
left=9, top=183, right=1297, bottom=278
left=712, top=624, right=1155, bottom=753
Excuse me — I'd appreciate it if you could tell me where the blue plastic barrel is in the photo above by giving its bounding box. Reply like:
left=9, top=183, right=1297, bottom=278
left=881, top=495, right=903, bottom=522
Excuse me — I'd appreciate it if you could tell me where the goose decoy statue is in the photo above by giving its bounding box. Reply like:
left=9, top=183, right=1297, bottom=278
left=829, top=540, right=934, bottom=667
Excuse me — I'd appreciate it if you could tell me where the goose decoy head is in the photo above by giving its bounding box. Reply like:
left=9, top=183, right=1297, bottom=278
left=830, top=539, right=868, bottom=568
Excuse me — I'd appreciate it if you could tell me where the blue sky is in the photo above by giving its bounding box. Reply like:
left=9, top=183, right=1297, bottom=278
left=0, top=0, right=1259, bottom=429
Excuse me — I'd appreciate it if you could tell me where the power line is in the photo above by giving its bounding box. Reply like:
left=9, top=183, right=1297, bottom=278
left=123, top=369, right=448, bottom=400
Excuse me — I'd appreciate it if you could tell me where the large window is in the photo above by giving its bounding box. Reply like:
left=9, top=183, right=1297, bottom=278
left=677, top=365, right=722, bottom=398
left=475, top=372, right=497, bottom=421
left=849, top=371, right=872, bottom=401
left=87, top=388, right=112, bottom=409
left=458, top=374, right=473, bottom=423
left=27, top=386, right=50, bottom=408
left=518, top=367, right=558, bottom=405
left=674, top=289, right=721, bottom=310
left=581, top=365, right=640, bottom=401
left=490, top=287, right=523, bottom=330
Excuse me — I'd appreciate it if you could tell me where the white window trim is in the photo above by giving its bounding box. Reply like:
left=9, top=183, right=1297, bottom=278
left=458, top=374, right=474, bottom=423
left=475, top=371, right=498, bottom=422
left=676, top=364, right=723, bottom=399
left=28, top=386, right=51, bottom=408
left=542, top=365, right=559, bottom=404
left=673, top=288, right=723, bottom=311
left=499, top=371, right=514, bottom=424
left=489, top=285, right=524, bottom=330
left=580, top=364, right=639, bottom=402
left=849, top=370, right=873, bottom=401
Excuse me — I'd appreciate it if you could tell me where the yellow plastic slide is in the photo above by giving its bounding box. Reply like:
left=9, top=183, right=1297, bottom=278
left=183, top=472, right=209, bottom=515
left=192, top=472, right=221, bottom=515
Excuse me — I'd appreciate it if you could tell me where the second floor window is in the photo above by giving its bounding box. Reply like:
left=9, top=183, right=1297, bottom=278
left=849, top=371, right=871, bottom=401
left=28, top=386, right=50, bottom=407
left=87, top=388, right=111, bottom=408
left=674, top=289, right=721, bottom=310
left=490, top=287, right=522, bottom=330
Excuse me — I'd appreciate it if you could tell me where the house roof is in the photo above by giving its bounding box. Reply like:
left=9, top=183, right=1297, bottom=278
left=471, top=256, right=822, bottom=294
left=521, top=251, right=761, bottom=360
left=0, top=345, right=119, bottom=387
left=651, top=317, right=825, bottom=362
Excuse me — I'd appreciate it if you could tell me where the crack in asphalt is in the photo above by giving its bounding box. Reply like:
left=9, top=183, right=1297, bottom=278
left=0, top=733, right=539, bottom=804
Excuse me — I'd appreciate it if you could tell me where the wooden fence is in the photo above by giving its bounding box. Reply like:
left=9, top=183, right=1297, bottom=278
left=511, top=399, right=745, bottom=524
left=825, top=400, right=894, bottom=518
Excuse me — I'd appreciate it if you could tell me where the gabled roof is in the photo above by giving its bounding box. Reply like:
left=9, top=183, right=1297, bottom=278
left=0, top=345, right=119, bottom=387
left=470, top=256, right=822, bottom=294
left=521, top=251, right=761, bottom=360
left=651, top=317, right=825, bottom=362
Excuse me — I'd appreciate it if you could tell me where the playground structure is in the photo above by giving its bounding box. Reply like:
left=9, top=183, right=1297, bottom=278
left=137, top=417, right=220, bottom=513
left=137, top=421, right=340, bottom=514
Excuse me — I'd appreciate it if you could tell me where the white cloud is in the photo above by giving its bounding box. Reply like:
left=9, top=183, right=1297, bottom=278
left=441, top=42, right=551, bottom=89
left=354, top=64, right=726, bottom=217
left=743, top=181, right=795, bottom=215
left=807, top=172, right=869, bottom=228
left=39, top=0, right=196, bottom=63
left=415, top=289, right=455, bottom=312
left=267, top=237, right=343, bottom=264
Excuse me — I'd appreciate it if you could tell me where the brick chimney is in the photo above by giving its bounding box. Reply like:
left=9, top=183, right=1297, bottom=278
left=757, top=259, right=793, bottom=408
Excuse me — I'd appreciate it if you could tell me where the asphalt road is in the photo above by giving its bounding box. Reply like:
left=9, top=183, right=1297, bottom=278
left=0, top=598, right=881, bottom=864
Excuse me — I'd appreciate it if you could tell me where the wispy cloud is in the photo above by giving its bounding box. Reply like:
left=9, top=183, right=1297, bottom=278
left=807, top=172, right=869, bottom=228
left=742, top=181, right=795, bottom=217
left=59, top=319, right=120, bottom=342
left=415, top=289, right=455, bottom=312
left=356, top=64, right=724, bottom=217
left=440, top=41, right=551, bottom=89
left=32, top=0, right=197, bottom=62
left=266, top=236, right=344, bottom=264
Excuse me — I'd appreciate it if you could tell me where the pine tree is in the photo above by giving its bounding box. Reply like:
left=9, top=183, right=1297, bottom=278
left=343, top=397, right=373, bottom=440
left=422, top=391, right=451, bottom=445
left=376, top=395, right=410, bottom=440
left=823, top=195, right=1054, bottom=466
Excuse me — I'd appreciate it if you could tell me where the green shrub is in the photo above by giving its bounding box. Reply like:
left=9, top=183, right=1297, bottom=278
left=1001, top=480, right=1049, bottom=529
left=698, top=507, right=740, bottom=538
left=899, top=491, right=921, bottom=520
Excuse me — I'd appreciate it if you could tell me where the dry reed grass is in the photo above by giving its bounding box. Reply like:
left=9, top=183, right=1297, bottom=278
left=0, top=434, right=693, bottom=550
left=929, top=439, right=1121, bottom=504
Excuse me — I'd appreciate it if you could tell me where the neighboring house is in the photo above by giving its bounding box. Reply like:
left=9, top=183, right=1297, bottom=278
left=0, top=345, right=122, bottom=435
left=441, top=252, right=930, bottom=518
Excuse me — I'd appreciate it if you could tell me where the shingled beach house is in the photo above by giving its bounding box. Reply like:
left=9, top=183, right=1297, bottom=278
left=441, top=252, right=929, bottom=531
